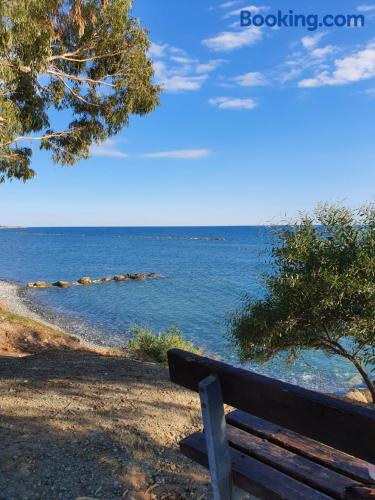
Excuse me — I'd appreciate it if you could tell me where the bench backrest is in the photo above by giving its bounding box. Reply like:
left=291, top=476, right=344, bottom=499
left=168, top=349, right=375, bottom=462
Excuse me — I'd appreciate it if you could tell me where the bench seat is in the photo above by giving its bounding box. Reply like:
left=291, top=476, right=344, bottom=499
left=181, top=411, right=374, bottom=499
left=226, top=411, right=372, bottom=485
left=168, top=349, right=375, bottom=499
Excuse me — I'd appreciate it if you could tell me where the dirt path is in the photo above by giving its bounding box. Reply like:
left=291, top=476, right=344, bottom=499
left=0, top=286, right=210, bottom=499
left=0, top=351, right=210, bottom=499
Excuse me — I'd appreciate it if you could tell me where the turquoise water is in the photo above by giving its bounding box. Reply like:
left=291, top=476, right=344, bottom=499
left=0, top=226, right=361, bottom=392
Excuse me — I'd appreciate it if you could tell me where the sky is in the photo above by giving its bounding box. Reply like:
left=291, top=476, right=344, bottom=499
left=1, top=0, right=375, bottom=226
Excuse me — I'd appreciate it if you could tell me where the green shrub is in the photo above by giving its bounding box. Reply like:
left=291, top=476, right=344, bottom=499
left=127, top=325, right=200, bottom=364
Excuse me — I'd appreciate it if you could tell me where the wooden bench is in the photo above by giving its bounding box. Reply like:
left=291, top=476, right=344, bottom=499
left=168, top=349, right=375, bottom=500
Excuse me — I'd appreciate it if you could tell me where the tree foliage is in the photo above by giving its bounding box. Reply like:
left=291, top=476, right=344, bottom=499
left=127, top=325, right=200, bottom=364
left=229, top=204, right=375, bottom=402
left=0, top=0, right=160, bottom=181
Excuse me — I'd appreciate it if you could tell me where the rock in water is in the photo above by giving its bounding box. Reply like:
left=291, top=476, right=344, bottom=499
left=345, top=388, right=372, bottom=404
left=101, top=277, right=112, bottom=282
left=114, top=275, right=127, bottom=282
left=78, top=277, right=92, bottom=285
left=52, top=281, right=71, bottom=288
left=148, top=272, right=158, bottom=278
left=128, top=274, right=146, bottom=280
left=29, top=281, right=50, bottom=288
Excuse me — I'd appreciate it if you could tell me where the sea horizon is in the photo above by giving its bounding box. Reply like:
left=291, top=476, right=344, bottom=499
left=1, top=224, right=283, bottom=228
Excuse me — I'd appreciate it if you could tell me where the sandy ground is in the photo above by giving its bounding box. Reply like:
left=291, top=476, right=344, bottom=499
left=0, top=282, right=210, bottom=499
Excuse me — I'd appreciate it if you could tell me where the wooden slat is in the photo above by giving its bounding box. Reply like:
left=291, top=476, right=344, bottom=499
left=168, top=349, right=375, bottom=462
left=343, top=486, right=375, bottom=499
left=225, top=424, right=359, bottom=499
left=227, top=410, right=373, bottom=485
left=181, top=431, right=332, bottom=500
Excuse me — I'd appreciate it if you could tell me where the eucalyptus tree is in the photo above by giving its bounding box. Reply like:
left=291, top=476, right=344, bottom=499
left=0, top=0, right=160, bottom=181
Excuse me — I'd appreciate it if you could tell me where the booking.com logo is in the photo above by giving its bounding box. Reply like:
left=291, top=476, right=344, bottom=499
left=240, top=10, right=365, bottom=31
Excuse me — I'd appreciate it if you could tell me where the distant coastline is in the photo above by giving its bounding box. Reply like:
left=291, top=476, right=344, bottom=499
left=0, top=226, right=25, bottom=229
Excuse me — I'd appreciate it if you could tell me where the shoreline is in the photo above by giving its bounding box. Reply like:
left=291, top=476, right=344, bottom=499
left=0, top=279, right=110, bottom=352
left=0, top=279, right=62, bottom=329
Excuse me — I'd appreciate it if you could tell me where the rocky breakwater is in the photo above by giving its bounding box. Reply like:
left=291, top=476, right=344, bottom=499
left=113, top=273, right=148, bottom=282
left=28, top=281, right=50, bottom=288
left=27, top=273, right=160, bottom=289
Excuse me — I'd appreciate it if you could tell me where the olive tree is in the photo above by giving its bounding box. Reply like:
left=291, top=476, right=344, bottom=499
left=0, top=0, right=160, bottom=181
left=229, top=204, right=375, bottom=402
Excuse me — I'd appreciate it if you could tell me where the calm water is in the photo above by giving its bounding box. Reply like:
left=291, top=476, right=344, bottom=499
left=0, top=226, right=361, bottom=392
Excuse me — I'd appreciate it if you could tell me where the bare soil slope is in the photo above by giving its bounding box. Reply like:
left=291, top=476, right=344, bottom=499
left=0, top=351, right=210, bottom=499
left=0, top=303, right=210, bottom=499
left=0, top=302, right=90, bottom=357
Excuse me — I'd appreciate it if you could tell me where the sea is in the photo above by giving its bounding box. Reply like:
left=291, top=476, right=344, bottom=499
left=0, top=226, right=361, bottom=393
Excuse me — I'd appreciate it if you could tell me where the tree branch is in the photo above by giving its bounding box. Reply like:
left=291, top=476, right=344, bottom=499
left=47, top=47, right=85, bottom=62
left=48, top=48, right=129, bottom=63
left=0, top=128, right=83, bottom=148
left=53, top=74, right=101, bottom=107
left=47, top=68, right=116, bottom=87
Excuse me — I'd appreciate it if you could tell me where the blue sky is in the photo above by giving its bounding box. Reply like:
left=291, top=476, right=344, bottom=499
left=1, top=0, right=375, bottom=226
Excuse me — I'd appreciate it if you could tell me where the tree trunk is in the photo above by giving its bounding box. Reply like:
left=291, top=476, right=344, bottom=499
left=324, top=336, right=375, bottom=404
left=349, top=356, right=375, bottom=404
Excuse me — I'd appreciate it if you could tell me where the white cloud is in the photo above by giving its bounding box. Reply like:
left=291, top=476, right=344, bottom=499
left=357, top=4, right=375, bottom=12
left=168, top=57, right=225, bottom=74
left=279, top=67, right=304, bottom=83
left=153, top=60, right=209, bottom=92
left=277, top=34, right=339, bottom=84
left=148, top=42, right=168, bottom=58
left=219, top=0, right=242, bottom=7
left=209, top=97, right=257, bottom=110
left=223, top=5, right=269, bottom=18
left=169, top=47, right=187, bottom=56
left=90, top=139, right=128, bottom=159
left=357, top=4, right=375, bottom=18
left=301, top=33, right=326, bottom=49
left=90, top=141, right=211, bottom=160
left=91, top=143, right=212, bottom=160
left=300, top=34, right=337, bottom=60
left=163, top=75, right=209, bottom=91
left=310, top=45, right=338, bottom=59
left=364, top=87, right=375, bottom=97
left=151, top=43, right=223, bottom=91
left=170, top=56, right=195, bottom=64
left=142, top=149, right=211, bottom=159
left=202, top=27, right=262, bottom=51
left=195, top=59, right=226, bottom=74
left=233, top=71, right=267, bottom=86
left=150, top=43, right=189, bottom=60
left=298, top=40, right=375, bottom=87
left=208, top=1, right=242, bottom=10
left=152, top=60, right=167, bottom=80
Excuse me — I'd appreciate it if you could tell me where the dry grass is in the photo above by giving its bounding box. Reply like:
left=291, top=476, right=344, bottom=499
left=0, top=302, right=113, bottom=357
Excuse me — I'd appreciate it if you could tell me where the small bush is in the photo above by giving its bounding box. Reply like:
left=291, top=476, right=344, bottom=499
left=127, top=325, right=200, bottom=364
